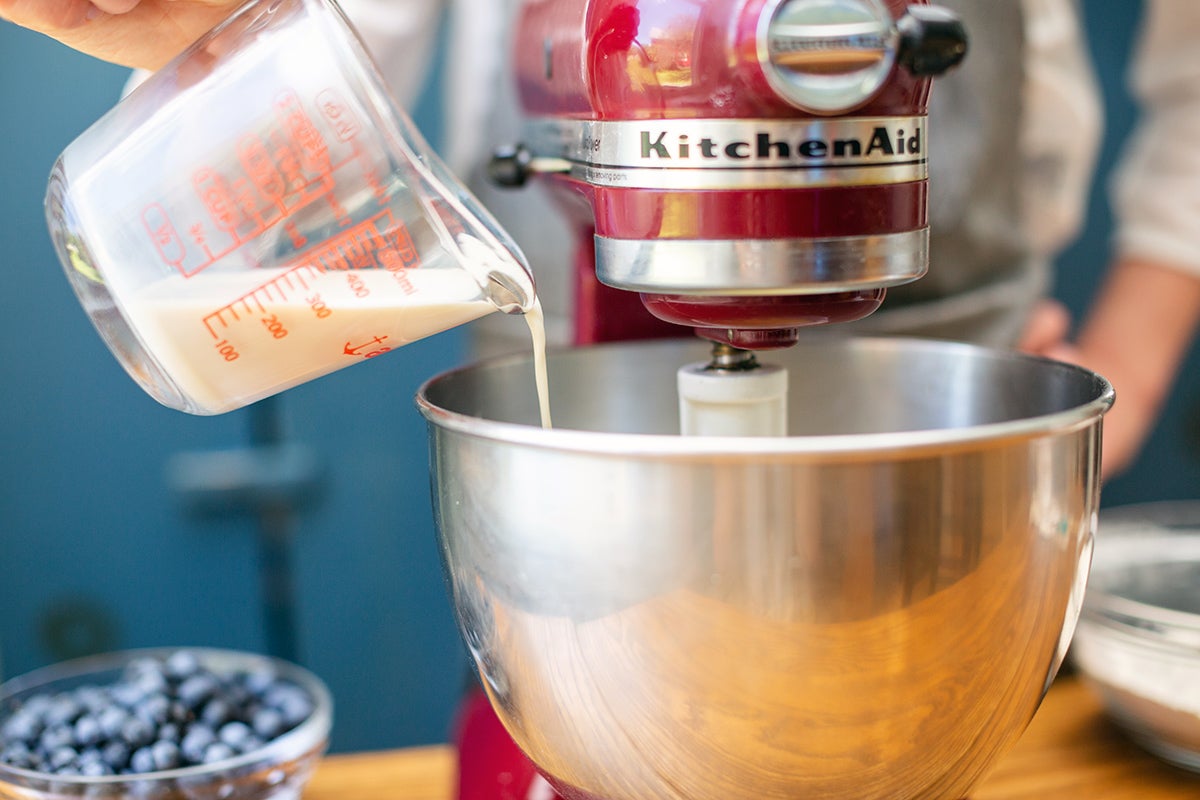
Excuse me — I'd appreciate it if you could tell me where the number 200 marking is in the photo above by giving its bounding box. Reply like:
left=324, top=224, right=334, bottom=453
left=261, top=314, right=288, bottom=339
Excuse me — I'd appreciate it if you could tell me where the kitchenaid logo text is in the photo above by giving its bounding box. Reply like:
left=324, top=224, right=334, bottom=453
left=525, top=116, right=928, bottom=189
left=638, top=125, right=920, bottom=162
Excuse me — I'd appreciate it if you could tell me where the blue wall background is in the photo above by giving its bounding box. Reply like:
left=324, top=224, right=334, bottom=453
left=0, top=16, right=469, bottom=754
left=1055, top=1, right=1200, bottom=504
left=0, top=0, right=1195, bottom=756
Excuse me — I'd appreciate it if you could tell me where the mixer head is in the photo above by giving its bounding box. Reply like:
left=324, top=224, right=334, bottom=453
left=490, top=0, right=966, bottom=350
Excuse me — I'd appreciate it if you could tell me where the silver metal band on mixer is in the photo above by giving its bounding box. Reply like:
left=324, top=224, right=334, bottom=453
left=595, top=229, right=929, bottom=293
left=523, top=117, right=929, bottom=189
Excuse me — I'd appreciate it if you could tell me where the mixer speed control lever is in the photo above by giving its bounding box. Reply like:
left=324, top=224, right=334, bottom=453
left=897, top=6, right=967, bottom=77
left=488, top=144, right=570, bottom=188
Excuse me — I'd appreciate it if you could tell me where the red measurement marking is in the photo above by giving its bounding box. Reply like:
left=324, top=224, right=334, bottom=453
left=307, top=209, right=396, bottom=272
left=316, top=88, right=360, bottom=142
left=193, top=168, right=243, bottom=234
left=349, top=137, right=389, bottom=205
left=142, top=203, right=185, bottom=268
left=275, top=90, right=330, bottom=176
left=200, top=211, right=401, bottom=336
left=389, top=223, right=422, bottom=269
left=202, top=262, right=323, bottom=337
left=270, top=131, right=306, bottom=194
left=284, top=219, right=308, bottom=250
left=344, top=335, right=390, bottom=357
left=231, top=176, right=269, bottom=229
left=238, top=133, right=287, bottom=204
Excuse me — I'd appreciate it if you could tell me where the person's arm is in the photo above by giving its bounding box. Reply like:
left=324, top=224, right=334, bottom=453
left=0, top=0, right=243, bottom=70
left=1022, top=261, right=1200, bottom=478
left=114, top=0, right=446, bottom=110
left=1021, top=0, right=1200, bottom=479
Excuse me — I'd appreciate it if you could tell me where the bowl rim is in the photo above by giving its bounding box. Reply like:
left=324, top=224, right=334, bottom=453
left=415, top=337, right=1114, bottom=457
left=0, top=647, right=333, bottom=787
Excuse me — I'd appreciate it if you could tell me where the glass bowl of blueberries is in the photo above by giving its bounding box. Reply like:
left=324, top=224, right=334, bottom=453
left=0, top=648, right=332, bottom=798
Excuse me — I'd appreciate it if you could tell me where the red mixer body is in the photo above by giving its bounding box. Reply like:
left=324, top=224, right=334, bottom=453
left=456, top=1, right=965, bottom=797
left=500, top=0, right=947, bottom=349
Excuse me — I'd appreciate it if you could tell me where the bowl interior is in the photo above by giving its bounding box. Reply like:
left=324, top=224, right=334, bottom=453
left=419, top=336, right=1113, bottom=442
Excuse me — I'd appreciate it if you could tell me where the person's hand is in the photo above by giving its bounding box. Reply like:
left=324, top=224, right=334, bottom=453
left=1018, top=259, right=1200, bottom=480
left=0, top=0, right=242, bottom=70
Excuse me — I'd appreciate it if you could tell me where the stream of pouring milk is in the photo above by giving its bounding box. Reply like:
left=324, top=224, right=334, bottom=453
left=122, top=266, right=553, bottom=424
left=524, top=299, right=552, bottom=429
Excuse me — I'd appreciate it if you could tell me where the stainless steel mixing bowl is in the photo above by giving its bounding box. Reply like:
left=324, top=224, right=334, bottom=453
left=417, top=337, right=1113, bottom=800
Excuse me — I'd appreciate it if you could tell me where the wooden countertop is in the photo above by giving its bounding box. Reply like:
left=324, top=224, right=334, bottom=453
left=305, top=677, right=1199, bottom=799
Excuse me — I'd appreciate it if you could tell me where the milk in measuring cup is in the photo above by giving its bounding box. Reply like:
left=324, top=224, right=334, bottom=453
left=121, top=266, right=494, bottom=415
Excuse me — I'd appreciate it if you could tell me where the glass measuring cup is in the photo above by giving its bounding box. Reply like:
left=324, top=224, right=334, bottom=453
left=45, top=0, right=536, bottom=415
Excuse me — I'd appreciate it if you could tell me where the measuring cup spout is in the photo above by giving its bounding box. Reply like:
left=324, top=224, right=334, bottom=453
left=452, top=233, right=537, bottom=315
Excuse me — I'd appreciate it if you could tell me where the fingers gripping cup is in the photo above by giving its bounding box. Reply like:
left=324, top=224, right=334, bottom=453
left=46, top=0, right=535, bottom=415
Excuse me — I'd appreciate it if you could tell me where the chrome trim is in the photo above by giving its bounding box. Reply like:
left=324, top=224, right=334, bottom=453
left=594, top=229, right=928, bottom=293
left=524, top=117, right=927, bottom=189
left=758, top=0, right=899, bottom=114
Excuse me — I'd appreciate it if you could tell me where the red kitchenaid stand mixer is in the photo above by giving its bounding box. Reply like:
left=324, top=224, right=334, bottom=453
left=458, top=0, right=966, bottom=797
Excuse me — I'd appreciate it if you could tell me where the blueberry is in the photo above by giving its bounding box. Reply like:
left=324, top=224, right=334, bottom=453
left=120, top=716, right=155, bottom=750
left=180, top=724, right=216, bottom=765
left=175, top=671, right=217, bottom=710
left=73, top=686, right=110, bottom=715
left=241, top=669, right=278, bottom=697
left=219, top=680, right=251, bottom=711
left=164, top=651, right=202, bottom=682
left=266, top=685, right=313, bottom=727
left=150, top=740, right=181, bottom=771
left=75, top=747, right=104, bottom=766
left=109, top=682, right=144, bottom=709
left=97, top=705, right=129, bottom=739
left=78, top=758, right=113, bottom=776
left=202, top=742, right=236, bottom=765
left=101, top=740, right=130, bottom=772
left=124, top=657, right=166, bottom=682
left=2, top=709, right=44, bottom=743
left=1, top=742, right=34, bottom=769
left=130, top=668, right=169, bottom=698
left=199, top=698, right=233, bottom=728
left=43, top=695, right=83, bottom=727
left=72, top=714, right=104, bottom=748
left=157, top=722, right=181, bottom=744
left=39, top=724, right=75, bottom=753
left=135, top=693, right=170, bottom=726
left=129, top=746, right=156, bottom=774
left=250, top=707, right=285, bottom=740
left=47, top=746, right=78, bottom=771
left=19, top=694, right=53, bottom=718
left=217, top=721, right=254, bottom=751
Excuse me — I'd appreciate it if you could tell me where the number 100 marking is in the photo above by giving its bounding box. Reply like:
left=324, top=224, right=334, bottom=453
left=215, top=339, right=240, bottom=362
